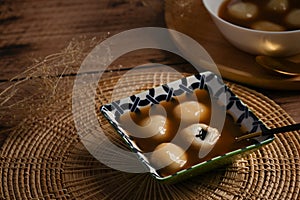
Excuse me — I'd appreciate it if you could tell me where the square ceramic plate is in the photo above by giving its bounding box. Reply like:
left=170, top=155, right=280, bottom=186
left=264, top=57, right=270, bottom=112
left=100, top=71, right=274, bottom=184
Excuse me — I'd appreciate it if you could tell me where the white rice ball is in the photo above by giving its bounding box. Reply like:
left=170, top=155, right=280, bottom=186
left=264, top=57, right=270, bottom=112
left=120, top=113, right=169, bottom=142
left=251, top=20, right=286, bottom=31
left=150, top=143, right=187, bottom=176
left=267, top=0, right=289, bottom=13
left=227, top=2, right=258, bottom=20
left=173, top=101, right=210, bottom=124
left=177, top=123, right=220, bottom=158
left=286, top=9, right=300, bottom=28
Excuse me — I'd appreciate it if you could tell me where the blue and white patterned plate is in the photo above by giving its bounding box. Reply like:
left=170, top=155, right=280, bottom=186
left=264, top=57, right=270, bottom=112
left=100, top=71, right=274, bottom=184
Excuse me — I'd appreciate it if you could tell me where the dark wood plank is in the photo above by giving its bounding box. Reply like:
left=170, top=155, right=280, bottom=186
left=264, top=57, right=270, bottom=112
left=0, top=0, right=165, bottom=79
left=263, top=91, right=300, bottom=123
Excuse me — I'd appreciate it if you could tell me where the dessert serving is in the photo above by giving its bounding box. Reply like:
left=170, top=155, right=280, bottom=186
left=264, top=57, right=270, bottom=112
left=219, top=0, right=300, bottom=31
left=101, top=72, right=274, bottom=183
left=118, top=88, right=254, bottom=177
left=202, top=0, right=300, bottom=56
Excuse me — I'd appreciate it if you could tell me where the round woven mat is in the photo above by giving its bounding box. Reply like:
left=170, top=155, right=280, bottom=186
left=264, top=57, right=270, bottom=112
left=0, top=72, right=299, bottom=200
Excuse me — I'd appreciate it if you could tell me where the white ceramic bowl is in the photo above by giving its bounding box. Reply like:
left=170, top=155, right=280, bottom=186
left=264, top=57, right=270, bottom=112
left=202, top=0, right=300, bottom=57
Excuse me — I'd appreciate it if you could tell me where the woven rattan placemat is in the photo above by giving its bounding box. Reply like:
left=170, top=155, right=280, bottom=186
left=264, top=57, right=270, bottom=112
left=0, top=72, right=299, bottom=200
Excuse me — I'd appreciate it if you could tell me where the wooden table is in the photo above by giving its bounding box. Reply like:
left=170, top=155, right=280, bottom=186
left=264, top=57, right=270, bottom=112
left=1, top=0, right=299, bottom=145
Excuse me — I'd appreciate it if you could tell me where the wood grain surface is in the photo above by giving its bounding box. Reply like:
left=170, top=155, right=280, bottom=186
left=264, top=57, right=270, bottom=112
left=0, top=0, right=299, bottom=145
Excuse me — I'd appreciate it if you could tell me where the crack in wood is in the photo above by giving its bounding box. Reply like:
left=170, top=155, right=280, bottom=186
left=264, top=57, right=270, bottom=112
left=0, top=44, right=32, bottom=58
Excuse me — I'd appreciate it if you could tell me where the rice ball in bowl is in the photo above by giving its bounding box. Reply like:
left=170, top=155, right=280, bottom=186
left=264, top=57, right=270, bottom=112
left=150, top=143, right=188, bottom=177
left=173, top=101, right=211, bottom=125
left=177, top=123, right=221, bottom=158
